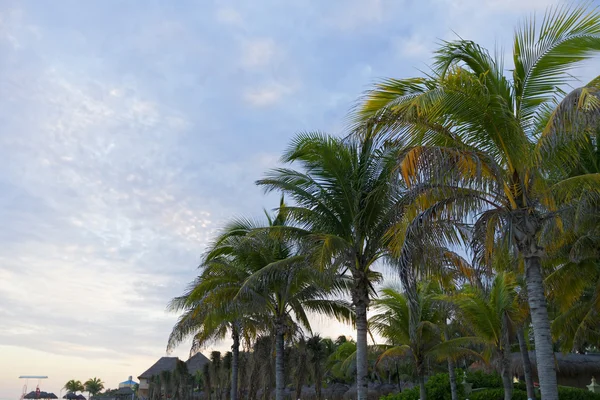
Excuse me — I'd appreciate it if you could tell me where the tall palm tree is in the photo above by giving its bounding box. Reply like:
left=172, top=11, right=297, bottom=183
left=306, top=334, right=331, bottom=400
left=167, top=219, right=267, bottom=400
left=188, top=205, right=351, bottom=400
left=233, top=218, right=352, bottom=400
left=370, top=283, right=474, bottom=400
left=257, top=133, right=405, bottom=400
left=63, top=380, right=84, bottom=394
left=449, top=272, right=527, bottom=400
left=83, top=378, right=104, bottom=400
left=357, top=5, right=600, bottom=399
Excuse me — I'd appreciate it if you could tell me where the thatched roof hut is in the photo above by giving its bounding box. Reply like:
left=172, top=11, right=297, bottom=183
left=24, top=392, right=57, bottom=399
left=138, top=356, right=179, bottom=379
left=185, top=352, right=210, bottom=375
left=511, top=352, right=600, bottom=389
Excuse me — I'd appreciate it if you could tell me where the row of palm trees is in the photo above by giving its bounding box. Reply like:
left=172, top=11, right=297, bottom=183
left=63, top=378, right=104, bottom=399
left=168, top=4, right=600, bottom=400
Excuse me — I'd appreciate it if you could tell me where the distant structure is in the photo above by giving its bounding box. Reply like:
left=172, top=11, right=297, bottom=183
left=118, top=376, right=138, bottom=389
left=137, top=353, right=210, bottom=398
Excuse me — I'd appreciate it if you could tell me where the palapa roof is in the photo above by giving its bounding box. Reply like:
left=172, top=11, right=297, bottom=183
left=186, top=352, right=210, bottom=375
left=138, top=356, right=179, bottom=379
left=511, top=352, right=600, bottom=377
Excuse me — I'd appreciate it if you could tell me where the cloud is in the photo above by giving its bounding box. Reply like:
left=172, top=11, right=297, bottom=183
left=241, top=37, right=277, bottom=68
left=243, top=81, right=297, bottom=107
left=215, top=6, right=244, bottom=27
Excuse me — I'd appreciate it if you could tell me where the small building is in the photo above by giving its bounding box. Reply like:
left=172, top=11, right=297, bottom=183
left=118, top=376, right=138, bottom=389
left=137, top=353, right=209, bottom=399
left=137, top=357, right=179, bottom=399
left=511, top=352, right=600, bottom=389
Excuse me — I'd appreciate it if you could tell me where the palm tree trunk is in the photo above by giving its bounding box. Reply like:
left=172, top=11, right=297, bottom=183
left=524, top=255, right=558, bottom=400
left=275, top=321, right=286, bottom=400
left=443, top=329, right=458, bottom=400
left=315, top=364, right=322, bottom=400
left=231, top=326, right=240, bottom=400
left=501, top=313, right=513, bottom=400
left=517, top=326, right=536, bottom=400
left=418, top=374, right=426, bottom=400
left=447, top=358, right=458, bottom=400
left=355, top=298, right=369, bottom=400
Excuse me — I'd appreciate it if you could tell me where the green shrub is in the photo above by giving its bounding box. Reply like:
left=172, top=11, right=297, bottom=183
left=380, top=372, right=465, bottom=400
left=466, top=371, right=503, bottom=389
left=380, top=387, right=419, bottom=400
left=557, top=386, right=600, bottom=400
left=467, top=388, right=528, bottom=400
left=426, top=372, right=465, bottom=400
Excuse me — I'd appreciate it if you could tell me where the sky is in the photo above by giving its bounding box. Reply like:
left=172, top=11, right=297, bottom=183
left=0, top=0, right=597, bottom=396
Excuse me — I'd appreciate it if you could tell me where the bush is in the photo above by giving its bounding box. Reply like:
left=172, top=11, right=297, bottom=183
left=467, top=388, right=528, bottom=400
left=426, top=372, right=465, bottom=400
left=466, top=371, right=503, bottom=389
left=557, top=386, right=600, bottom=400
left=380, top=387, right=419, bottom=400
left=380, top=372, right=465, bottom=400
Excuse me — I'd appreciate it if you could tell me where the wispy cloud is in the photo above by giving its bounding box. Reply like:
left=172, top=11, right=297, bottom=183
left=243, top=81, right=297, bottom=107
left=241, top=37, right=278, bottom=68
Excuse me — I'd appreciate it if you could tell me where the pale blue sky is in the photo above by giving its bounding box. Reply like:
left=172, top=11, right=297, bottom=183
left=1, top=0, right=594, bottom=395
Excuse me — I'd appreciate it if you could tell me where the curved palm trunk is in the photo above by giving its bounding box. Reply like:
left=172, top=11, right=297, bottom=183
left=275, top=321, right=286, bottom=400
left=524, top=256, right=558, bottom=400
left=355, top=301, right=369, bottom=400
left=501, top=313, right=513, bottom=400
left=231, top=327, right=240, bottom=400
left=517, top=326, right=536, bottom=399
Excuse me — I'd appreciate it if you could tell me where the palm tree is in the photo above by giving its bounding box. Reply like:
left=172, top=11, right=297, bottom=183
left=370, top=283, right=473, bottom=400
left=63, top=380, right=84, bottom=394
left=257, top=133, right=405, bottom=400
left=83, top=378, right=104, bottom=400
left=357, top=5, right=600, bottom=399
left=449, top=272, right=527, bottom=400
left=306, top=334, right=332, bottom=400
left=183, top=205, right=351, bottom=400
left=232, top=215, right=352, bottom=400
left=167, top=221, right=266, bottom=400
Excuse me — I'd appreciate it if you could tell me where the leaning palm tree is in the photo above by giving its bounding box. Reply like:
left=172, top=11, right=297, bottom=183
left=357, top=5, right=600, bottom=399
left=257, top=133, right=405, bottom=400
left=83, top=378, right=104, bottom=400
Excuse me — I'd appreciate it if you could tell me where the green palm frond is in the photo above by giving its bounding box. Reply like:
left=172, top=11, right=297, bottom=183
left=513, top=4, right=600, bottom=128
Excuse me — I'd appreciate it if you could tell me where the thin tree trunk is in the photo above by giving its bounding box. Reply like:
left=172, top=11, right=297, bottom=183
left=501, top=313, right=513, bottom=400
left=517, top=326, right=536, bottom=400
left=396, top=362, right=402, bottom=392
left=524, top=256, right=558, bottom=400
left=355, top=300, right=369, bottom=400
left=443, top=329, right=458, bottom=400
left=315, top=363, right=322, bottom=400
left=231, top=327, right=240, bottom=400
left=418, top=374, right=427, bottom=400
left=275, top=321, right=286, bottom=400
left=447, top=358, right=458, bottom=400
